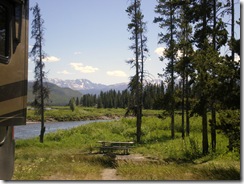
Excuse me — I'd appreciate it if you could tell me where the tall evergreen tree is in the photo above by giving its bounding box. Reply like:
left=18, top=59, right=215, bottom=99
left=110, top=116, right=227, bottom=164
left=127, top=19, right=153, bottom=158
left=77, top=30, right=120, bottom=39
left=209, top=0, right=228, bottom=152
left=30, top=3, right=49, bottom=143
left=189, top=0, right=229, bottom=155
left=174, top=0, right=193, bottom=139
left=216, top=2, right=240, bottom=151
left=126, top=0, right=147, bottom=143
left=127, top=0, right=141, bottom=142
left=154, top=0, right=179, bottom=139
left=138, top=3, right=148, bottom=111
left=189, top=0, right=209, bottom=155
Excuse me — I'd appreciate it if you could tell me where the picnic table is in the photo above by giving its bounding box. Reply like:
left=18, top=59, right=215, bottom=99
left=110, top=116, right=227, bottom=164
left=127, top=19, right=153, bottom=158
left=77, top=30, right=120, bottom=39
left=97, top=141, right=134, bottom=155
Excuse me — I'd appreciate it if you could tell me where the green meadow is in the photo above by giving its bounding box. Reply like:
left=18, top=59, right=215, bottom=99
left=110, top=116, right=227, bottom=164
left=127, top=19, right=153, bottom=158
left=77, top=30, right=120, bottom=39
left=13, top=107, right=240, bottom=180
left=27, top=106, right=161, bottom=122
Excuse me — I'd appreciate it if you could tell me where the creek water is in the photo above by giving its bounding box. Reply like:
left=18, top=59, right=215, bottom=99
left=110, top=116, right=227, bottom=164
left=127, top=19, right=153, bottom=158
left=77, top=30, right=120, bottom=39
left=14, top=119, right=110, bottom=140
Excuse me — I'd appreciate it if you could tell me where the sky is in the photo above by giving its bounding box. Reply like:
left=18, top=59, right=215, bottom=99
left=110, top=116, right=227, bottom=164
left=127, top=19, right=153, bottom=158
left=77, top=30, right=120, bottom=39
left=28, top=0, right=241, bottom=85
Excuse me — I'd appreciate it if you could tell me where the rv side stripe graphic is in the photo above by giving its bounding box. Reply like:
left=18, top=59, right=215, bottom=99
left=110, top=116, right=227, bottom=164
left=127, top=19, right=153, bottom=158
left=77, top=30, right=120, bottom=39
left=0, top=109, right=27, bottom=126
left=0, top=80, right=27, bottom=102
left=0, top=96, right=27, bottom=116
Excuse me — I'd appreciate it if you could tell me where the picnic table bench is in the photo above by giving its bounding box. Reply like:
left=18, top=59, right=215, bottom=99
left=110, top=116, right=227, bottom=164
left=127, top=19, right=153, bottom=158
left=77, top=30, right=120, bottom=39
left=96, top=141, right=134, bottom=155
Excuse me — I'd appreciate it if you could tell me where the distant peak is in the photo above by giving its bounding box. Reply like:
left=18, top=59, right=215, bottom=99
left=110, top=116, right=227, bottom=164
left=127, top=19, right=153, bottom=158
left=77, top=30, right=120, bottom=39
left=45, top=78, right=128, bottom=94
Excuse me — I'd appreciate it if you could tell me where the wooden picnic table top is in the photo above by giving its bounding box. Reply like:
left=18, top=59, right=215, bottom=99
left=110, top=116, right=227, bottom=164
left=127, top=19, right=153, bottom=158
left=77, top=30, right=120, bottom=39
left=96, top=141, right=134, bottom=155
left=97, top=141, right=134, bottom=145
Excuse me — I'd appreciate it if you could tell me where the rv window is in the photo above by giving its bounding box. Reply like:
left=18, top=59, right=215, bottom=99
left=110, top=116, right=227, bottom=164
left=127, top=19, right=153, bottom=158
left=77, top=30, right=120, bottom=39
left=0, top=4, right=9, bottom=63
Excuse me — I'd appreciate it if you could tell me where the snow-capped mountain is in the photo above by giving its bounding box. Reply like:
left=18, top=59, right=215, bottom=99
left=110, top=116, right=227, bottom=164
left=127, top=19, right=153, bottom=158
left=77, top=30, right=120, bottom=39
left=47, top=79, right=106, bottom=91
left=46, top=78, right=128, bottom=94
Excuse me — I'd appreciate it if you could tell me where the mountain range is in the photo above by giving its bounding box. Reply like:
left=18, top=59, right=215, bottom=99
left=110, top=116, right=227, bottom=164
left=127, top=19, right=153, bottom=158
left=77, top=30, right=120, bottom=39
left=28, top=79, right=128, bottom=106
left=46, top=78, right=128, bottom=94
left=28, top=78, right=164, bottom=106
left=28, top=81, right=83, bottom=106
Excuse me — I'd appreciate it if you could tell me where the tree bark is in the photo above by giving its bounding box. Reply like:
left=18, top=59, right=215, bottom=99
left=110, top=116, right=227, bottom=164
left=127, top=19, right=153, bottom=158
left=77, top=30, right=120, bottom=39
left=39, top=35, right=45, bottom=143
left=210, top=0, right=217, bottom=152
left=181, top=70, right=185, bottom=139
left=211, top=106, right=216, bottom=152
left=231, top=0, right=235, bottom=62
left=134, top=0, right=141, bottom=143
left=170, top=1, right=175, bottom=139
left=186, top=71, right=190, bottom=136
left=202, top=104, right=208, bottom=155
left=201, top=0, right=209, bottom=155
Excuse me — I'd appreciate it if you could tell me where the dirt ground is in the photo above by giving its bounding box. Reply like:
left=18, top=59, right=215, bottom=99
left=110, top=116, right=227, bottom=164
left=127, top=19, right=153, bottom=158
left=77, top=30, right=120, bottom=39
left=101, top=168, right=121, bottom=180
left=101, top=154, right=147, bottom=180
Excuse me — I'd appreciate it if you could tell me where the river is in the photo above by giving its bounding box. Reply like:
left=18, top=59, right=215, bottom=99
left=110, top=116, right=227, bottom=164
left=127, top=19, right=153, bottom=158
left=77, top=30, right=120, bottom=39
left=14, top=120, right=110, bottom=140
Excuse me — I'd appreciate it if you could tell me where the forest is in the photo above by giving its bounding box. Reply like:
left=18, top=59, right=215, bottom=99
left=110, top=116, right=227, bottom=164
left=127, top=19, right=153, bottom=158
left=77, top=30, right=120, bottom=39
left=122, top=0, right=240, bottom=155
left=70, top=82, right=165, bottom=109
left=68, top=0, right=240, bottom=156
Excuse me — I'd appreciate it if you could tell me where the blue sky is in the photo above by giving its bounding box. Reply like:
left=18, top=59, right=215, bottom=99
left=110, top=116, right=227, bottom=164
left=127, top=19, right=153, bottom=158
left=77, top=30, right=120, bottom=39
left=28, top=0, right=240, bottom=85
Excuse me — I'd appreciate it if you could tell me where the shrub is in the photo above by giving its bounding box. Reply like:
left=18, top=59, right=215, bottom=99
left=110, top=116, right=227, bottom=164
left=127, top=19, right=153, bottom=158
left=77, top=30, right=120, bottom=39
left=217, top=110, right=240, bottom=153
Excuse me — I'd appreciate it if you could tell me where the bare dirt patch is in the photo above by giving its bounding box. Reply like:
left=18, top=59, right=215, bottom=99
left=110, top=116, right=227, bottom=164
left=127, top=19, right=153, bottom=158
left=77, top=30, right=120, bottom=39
left=116, top=154, right=147, bottom=161
left=100, top=154, right=150, bottom=180
left=101, top=168, right=122, bottom=180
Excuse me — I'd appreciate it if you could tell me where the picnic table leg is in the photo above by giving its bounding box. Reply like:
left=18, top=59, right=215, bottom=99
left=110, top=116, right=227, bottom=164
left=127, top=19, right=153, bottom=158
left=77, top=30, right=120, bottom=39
left=124, top=148, right=128, bottom=155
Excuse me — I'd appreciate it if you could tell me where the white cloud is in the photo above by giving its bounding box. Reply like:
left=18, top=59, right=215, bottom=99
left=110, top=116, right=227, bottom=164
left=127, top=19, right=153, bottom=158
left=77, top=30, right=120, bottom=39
left=126, top=57, right=151, bottom=63
left=107, top=70, right=127, bottom=77
left=74, top=51, right=82, bottom=55
left=70, top=63, right=99, bottom=73
left=235, top=54, right=240, bottom=62
left=154, top=47, right=166, bottom=57
left=43, top=56, right=60, bottom=62
left=57, top=70, right=72, bottom=75
left=155, top=47, right=184, bottom=59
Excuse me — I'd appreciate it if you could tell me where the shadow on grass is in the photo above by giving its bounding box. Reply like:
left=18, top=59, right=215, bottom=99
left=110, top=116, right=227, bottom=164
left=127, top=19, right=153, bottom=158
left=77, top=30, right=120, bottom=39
left=78, top=153, right=118, bottom=168
left=163, top=157, right=195, bottom=164
left=161, top=155, right=240, bottom=180
left=96, top=153, right=117, bottom=168
left=139, top=134, right=174, bottom=145
left=199, top=166, right=240, bottom=180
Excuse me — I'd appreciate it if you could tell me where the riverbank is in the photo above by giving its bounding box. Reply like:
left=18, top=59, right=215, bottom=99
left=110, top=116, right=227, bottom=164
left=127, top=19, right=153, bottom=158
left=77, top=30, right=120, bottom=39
left=16, top=119, right=112, bottom=140
left=13, top=115, right=240, bottom=180
left=27, top=106, right=161, bottom=123
left=27, top=106, right=126, bottom=122
left=26, top=115, right=120, bottom=124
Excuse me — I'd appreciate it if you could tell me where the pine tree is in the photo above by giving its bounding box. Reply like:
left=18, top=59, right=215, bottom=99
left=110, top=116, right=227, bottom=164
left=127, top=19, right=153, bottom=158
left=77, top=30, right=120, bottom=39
left=190, top=0, right=230, bottom=154
left=126, top=0, right=147, bottom=143
left=174, top=0, right=194, bottom=139
left=154, top=0, right=180, bottom=139
left=30, top=3, right=49, bottom=143
left=216, top=7, right=240, bottom=152
left=76, top=97, right=79, bottom=106
left=69, top=97, right=76, bottom=112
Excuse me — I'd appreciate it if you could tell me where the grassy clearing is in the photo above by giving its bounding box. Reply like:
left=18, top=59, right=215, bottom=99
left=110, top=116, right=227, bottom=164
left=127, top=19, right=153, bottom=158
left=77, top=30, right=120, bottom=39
left=13, top=113, right=240, bottom=180
left=27, top=106, right=161, bottom=122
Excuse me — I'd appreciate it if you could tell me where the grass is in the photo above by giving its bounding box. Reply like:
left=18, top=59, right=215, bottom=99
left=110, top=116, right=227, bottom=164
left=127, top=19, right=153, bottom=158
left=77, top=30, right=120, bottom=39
left=13, top=111, right=240, bottom=180
left=117, top=160, right=240, bottom=180
left=27, top=106, right=161, bottom=122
